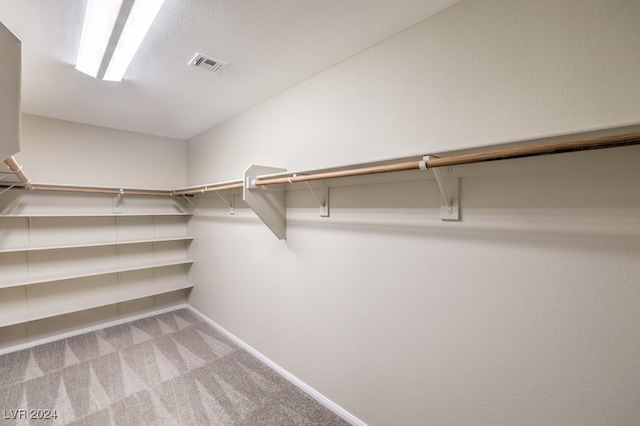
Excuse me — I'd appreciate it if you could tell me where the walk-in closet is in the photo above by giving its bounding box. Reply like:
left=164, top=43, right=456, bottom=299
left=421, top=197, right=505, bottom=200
left=1, top=1, right=639, bottom=424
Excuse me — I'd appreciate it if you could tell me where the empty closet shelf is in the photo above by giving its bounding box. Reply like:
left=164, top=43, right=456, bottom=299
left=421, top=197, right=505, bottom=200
left=0, top=213, right=192, bottom=217
left=0, top=236, right=193, bottom=253
left=0, top=259, right=194, bottom=289
left=0, top=281, right=194, bottom=328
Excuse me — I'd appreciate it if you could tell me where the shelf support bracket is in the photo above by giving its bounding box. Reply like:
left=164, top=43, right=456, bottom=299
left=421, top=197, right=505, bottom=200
left=214, top=191, right=234, bottom=215
left=422, top=156, right=460, bottom=221
left=298, top=178, right=329, bottom=217
left=0, top=182, right=18, bottom=197
left=113, top=189, right=124, bottom=214
left=182, top=194, right=199, bottom=214
left=244, top=165, right=287, bottom=240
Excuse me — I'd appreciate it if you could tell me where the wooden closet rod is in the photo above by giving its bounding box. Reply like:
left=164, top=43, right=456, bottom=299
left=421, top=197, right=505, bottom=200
left=3, top=156, right=175, bottom=196
left=254, top=131, right=640, bottom=186
left=4, top=156, right=33, bottom=190
left=4, top=131, right=639, bottom=197
left=172, top=181, right=244, bottom=196
left=28, top=185, right=173, bottom=197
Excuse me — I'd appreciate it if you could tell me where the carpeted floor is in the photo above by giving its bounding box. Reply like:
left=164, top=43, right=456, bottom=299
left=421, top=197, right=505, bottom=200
left=0, top=309, right=350, bottom=425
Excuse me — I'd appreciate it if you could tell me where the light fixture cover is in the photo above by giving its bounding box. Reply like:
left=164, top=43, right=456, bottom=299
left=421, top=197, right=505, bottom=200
left=75, top=0, right=124, bottom=78
left=76, top=0, right=166, bottom=82
left=103, top=0, right=166, bottom=81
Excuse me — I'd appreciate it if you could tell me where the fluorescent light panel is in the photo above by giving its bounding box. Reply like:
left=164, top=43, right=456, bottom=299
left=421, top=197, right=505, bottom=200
left=76, top=0, right=123, bottom=78
left=76, top=0, right=165, bottom=82
left=103, top=0, right=165, bottom=81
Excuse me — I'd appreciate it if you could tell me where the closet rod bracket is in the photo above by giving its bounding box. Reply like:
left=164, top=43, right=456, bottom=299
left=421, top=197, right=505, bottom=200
left=113, top=189, right=124, bottom=213
left=294, top=176, right=329, bottom=217
left=214, top=191, right=234, bottom=215
left=0, top=183, right=18, bottom=197
left=423, top=156, right=460, bottom=221
left=309, top=181, right=329, bottom=217
left=182, top=194, right=199, bottom=214
left=246, top=178, right=258, bottom=190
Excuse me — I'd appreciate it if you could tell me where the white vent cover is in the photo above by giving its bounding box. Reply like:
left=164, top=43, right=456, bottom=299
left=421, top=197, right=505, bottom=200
left=188, top=53, right=227, bottom=73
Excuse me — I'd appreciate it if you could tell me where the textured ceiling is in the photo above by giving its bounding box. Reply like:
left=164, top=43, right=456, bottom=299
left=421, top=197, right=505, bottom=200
left=0, top=0, right=458, bottom=140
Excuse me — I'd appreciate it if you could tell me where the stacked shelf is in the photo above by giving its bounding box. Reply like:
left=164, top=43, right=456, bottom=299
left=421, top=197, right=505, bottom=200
left=0, top=212, right=194, bottom=328
left=0, top=236, right=193, bottom=254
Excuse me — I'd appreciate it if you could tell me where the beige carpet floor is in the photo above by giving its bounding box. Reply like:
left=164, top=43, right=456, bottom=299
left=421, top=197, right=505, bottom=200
left=0, top=309, right=350, bottom=425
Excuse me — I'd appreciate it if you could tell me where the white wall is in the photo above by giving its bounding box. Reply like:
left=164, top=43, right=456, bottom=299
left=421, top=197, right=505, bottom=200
left=188, top=152, right=640, bottom=425
left=188, top=0, right=640, bottom=184
left=16, top=114, right=187, bottom=189
left=186, top=0, right=640, bottom=424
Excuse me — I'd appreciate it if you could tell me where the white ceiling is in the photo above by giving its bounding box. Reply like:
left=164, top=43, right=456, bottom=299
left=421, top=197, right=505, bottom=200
left=0, top=0, right=458, bottom=140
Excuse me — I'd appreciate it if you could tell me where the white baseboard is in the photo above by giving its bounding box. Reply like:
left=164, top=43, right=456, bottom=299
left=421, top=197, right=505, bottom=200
left=186, top=305, right=366, bottom=426
left=0, top=304, right=187, bottom=356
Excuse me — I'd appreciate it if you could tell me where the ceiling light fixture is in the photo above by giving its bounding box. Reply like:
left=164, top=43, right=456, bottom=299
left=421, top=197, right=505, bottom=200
left=75, top=0, right=165, bottom=82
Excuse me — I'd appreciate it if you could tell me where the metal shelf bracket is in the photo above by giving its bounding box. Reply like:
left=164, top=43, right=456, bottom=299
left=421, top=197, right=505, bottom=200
left=298, top=177, right=329, bottom=217
left=422, top=156, right=460, bottom=221
left=0, top=183, right=18, bottom=197
left=214, top=191, right=234, bottom=215
left=113, top=189, right=124, bottom=213
left=182, top=194, right=199, bottom=214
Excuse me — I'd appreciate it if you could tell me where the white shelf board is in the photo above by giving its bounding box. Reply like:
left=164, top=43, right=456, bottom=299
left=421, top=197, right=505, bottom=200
left=0, top=259, right=194, bottom=289
left=0, top=236, right=194, bottom=253
left=0, top=213, right=193, bottom=218
left=0, top=281, right=194, bottom=328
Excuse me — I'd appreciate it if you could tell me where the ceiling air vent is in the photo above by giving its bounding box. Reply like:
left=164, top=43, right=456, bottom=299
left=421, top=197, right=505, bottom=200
left=188, top=53, right=227, bottom=74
